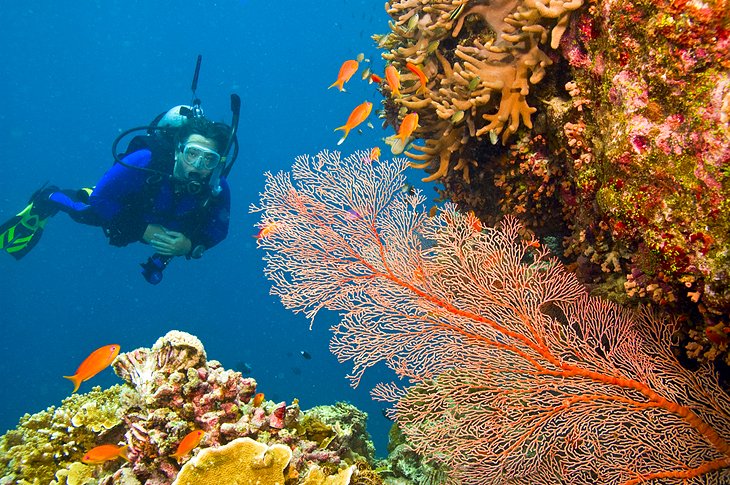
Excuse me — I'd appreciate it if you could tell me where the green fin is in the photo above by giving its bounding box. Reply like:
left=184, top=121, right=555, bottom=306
left=0, top=189, right=55, bottom=260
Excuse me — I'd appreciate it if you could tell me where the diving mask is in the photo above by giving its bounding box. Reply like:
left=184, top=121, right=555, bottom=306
left=179, top=142, right=221, bottom=170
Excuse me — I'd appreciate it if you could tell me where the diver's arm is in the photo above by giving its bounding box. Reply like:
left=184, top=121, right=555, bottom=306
left=194, top=179, right=231, bottom=250
left=89, top=150, right=152, bottom=246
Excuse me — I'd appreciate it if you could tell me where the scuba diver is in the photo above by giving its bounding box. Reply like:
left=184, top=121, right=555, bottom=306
left=0, top=56, right=240, bottom=284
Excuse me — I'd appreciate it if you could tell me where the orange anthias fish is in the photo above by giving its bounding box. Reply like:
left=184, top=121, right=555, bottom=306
left=82, top=444, right=129, bottom=465
left=385, top=112, right=419, bottom=155
left=406, top=62, right=429, bottom=95
left=252, top=392, right=265, bottom=407
left=385, top=65, right=401, bottom=97
left=328, top=59, right=359, bottom=92
left=170, top=430, right=205, bottom=460
left=63, top=344, right=120, bottom=393
left=370, top=73, right=383, bottom=84
left=467, top=210, right=482, bottom=233
left=706, top=322, right=730, bottom=345
left=396, top=112, right=419, bottom=143
left=255, top=221, right=278, bottom=239
left=335, top=101, right=373, bottom=145
left=370, top=146, right=381, bottom=162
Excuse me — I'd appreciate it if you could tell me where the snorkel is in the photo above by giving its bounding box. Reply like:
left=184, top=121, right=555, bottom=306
left=209, top=93, right=240, bottom=196
left=188, top=55, right=205, bottom=120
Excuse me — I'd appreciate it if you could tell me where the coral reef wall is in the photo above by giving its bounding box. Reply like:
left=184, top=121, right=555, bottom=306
left=557, top=0, right=730, bottom=365
left=376, top=0, right=730, bottom=366
left=379, top=0, right=583, bottom=182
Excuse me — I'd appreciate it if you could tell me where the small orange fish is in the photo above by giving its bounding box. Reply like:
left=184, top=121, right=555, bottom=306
left=370, top=73, right=383, bottom=84
left=255, top=221, right=278, bottom=239
left=405, top=62, right=429, bottom=94
left=170, top=430, right=205, bottom=460
left=396, top=112, right=419, bottom=143
left=413, top=266, right=426, bottom=284
left=252, top=392, right=265, bottom=407
left=328, top=60, right=359, bottom=92
left=82, top=444, right=129, bottom=465
left=370, top=146, right=381, bottom=162
left=335, top=101, right=373, bottom=145
left=385, top=65, right=401, bottom=97
left=64, top=344, right=120, bottom=393
left=467, top=211, right=482, bottom=233
left=706, top=323, right=730, bottom=345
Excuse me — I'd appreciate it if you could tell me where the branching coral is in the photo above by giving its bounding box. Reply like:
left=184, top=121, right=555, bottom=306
left=379, top=0, right=583, bottom=181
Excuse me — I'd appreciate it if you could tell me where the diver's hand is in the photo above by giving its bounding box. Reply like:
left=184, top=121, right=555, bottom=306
left=149, top=229, right=192, bottom=256
left=143, top=224, right=166, bottom=243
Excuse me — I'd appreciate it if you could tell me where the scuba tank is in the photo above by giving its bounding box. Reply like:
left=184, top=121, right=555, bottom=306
left=110, top=64, right=241, bottom=194
left=110, top=55, right=240, bottom=284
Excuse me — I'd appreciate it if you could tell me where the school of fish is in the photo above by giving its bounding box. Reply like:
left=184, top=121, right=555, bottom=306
left=328, top=56, right=424, bottom=153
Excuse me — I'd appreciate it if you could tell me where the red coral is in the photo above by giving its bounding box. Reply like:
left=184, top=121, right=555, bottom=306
left=256, top=151, right=730, bottom=483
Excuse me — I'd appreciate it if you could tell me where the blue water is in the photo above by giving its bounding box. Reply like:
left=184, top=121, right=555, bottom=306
left=0, top=0, right=427, bottom=456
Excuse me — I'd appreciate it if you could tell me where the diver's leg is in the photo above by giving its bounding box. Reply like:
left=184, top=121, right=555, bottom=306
left=47, top=188, right=102, bottom=226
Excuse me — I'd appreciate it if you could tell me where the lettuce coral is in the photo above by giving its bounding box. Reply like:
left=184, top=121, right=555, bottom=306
left=51, top=461, right=93, bottom=485
left=171, top=437, right=292, bottom=485
left=302, top=464, right=356, bottom=485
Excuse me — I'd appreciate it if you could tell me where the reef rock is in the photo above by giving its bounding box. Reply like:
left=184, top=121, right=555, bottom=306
left=0, top=386, right=127, bottom=485
left=0, top=331, right=379, bottom=485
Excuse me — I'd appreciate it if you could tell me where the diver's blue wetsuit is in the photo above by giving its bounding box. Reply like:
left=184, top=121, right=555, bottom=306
left=49, top=148, right=230, bottom=252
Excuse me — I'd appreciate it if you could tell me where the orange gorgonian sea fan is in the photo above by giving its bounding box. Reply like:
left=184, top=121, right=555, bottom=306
left=251, top=149, right=730, bottom=484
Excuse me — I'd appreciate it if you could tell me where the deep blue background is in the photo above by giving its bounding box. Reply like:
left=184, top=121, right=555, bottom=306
left=0, top=0, right=432, bottom=456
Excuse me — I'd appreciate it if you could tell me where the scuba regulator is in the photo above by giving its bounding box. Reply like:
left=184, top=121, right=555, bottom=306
left=110, top=55, right=240, bottom=285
